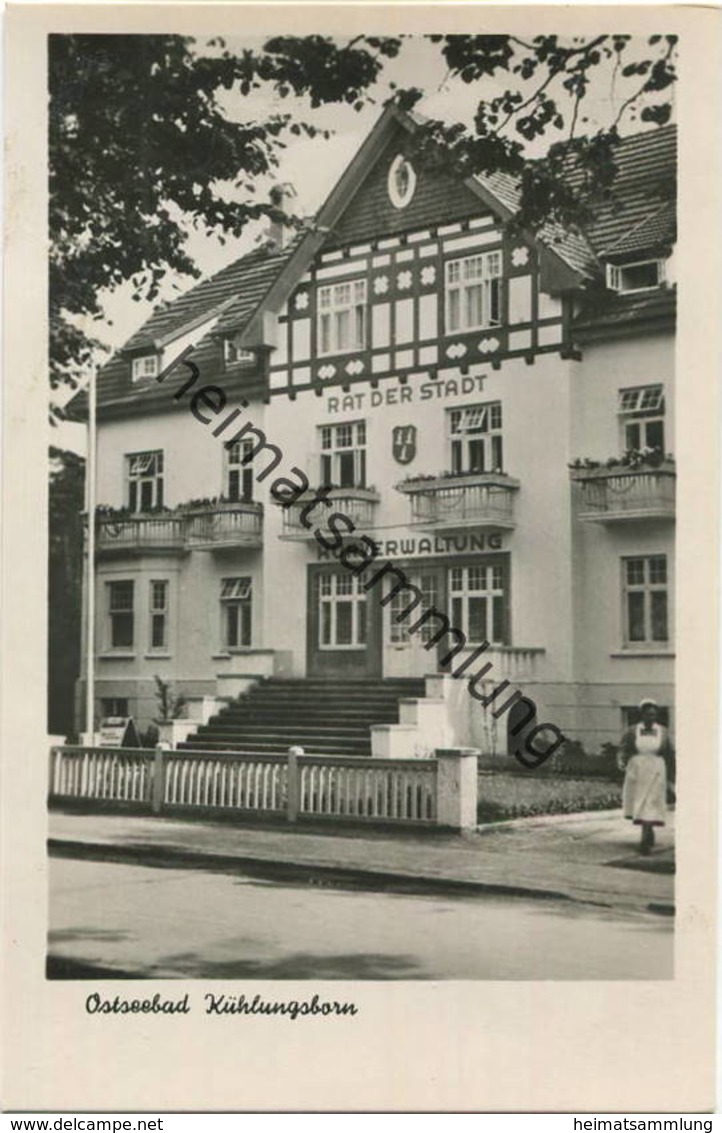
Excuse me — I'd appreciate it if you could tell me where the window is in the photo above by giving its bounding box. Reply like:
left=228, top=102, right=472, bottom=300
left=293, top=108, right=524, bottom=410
left=318, top=572, right=367, bottom=649
left=445, top=251, right=501, bottom=333
left=607, top=260, right=666, bottom=294
left=623, top=556, right=669, bottom=646
left=226, top=439, right=255, bottom=502
left=131, top=355, right=159, bottom=382
left=387, top=154, right=417, bottom=209
left=449, top=563, right=507, bottom=645
left=127, top=451, right=164, bottom=512
left=149, top=581, right=169, bottom=651
left=223, top=338, right=255, bottom=367
left=388, top=572, right=438, bottom=644
left=107, top=581, right=134, bottom=650
left=618, top=385, right=665, bottom=452
left=317, top=280, right=367, bottom=355
left=449, top=403, right=503, bottom=474
left=101, top=698, right=129, bottom=719
left=220, top=577, right=252, bottom=649
left=319, top=420, right=367, bottom=488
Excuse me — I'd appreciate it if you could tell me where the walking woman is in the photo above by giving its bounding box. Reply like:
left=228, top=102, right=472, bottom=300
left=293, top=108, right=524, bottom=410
left=618, top=698, right=674, bottom=854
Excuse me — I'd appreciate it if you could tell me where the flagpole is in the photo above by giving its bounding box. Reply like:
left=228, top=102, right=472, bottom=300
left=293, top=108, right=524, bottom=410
left=85, top=365, right=97, bottom=742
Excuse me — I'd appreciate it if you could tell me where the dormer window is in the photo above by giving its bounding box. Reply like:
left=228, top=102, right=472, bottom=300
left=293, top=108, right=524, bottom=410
left=131, top=354, right=159, bottom=382
left=223, top=337, right=255, bottom=367
left=606, top=259, right=666, bottom=294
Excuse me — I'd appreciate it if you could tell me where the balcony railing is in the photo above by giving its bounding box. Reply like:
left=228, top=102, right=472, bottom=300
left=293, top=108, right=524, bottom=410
left=95, top=502, right=263, bottom=555
left=570, top=464, right=676, bottom=523
left=96, top=513, right=187, bottom=555
left=396, top=472, right=519, bottom=532
left=279, top=487, right=380, bottom=541
left=185, top=503, right=263, bottom=549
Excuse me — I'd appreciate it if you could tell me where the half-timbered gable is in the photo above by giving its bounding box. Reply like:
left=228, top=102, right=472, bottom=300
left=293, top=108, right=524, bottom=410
left=267, top=109, right=574, bottom=397
left=325, top=130, right=486, bottom=248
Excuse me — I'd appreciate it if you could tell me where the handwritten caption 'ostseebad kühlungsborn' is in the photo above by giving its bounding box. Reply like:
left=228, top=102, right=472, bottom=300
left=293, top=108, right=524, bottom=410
left=85, top=991, right=359, bottom=1019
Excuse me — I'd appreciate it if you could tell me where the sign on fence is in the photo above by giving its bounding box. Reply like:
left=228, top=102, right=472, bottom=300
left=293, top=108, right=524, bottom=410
left=97, top=717, right=141, bottom=748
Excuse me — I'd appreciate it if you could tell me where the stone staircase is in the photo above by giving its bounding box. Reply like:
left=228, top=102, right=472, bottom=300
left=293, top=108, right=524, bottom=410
left=177, top=677, right=428, bottom=757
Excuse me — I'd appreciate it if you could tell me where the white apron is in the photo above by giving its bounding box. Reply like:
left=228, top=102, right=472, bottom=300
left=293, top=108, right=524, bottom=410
left=623, top=724, right=667, bottom=826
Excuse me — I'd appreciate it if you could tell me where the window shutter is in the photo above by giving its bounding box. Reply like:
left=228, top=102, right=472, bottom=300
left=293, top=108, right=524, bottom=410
left=606, top=264, right=620, bottom=291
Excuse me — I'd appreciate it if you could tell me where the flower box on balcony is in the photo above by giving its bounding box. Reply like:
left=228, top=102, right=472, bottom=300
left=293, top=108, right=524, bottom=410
left=397, top=471, right=517, bottom=494
left=569, top=458, right=676, bottom=481
left=570, top=461, right=676, bottom=523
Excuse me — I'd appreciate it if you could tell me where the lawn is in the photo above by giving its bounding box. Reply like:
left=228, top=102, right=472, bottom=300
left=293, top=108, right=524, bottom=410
left=477, top=771, right=623, bottom=823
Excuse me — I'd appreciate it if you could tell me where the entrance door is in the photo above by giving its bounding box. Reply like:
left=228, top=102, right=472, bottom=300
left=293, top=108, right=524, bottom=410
left=383, top=569, right=444, bottom=678
left=307, top=564, right=383, bottom=678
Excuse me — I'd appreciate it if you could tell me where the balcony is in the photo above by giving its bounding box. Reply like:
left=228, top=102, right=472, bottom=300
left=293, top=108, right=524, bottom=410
left=570, top=462, right=676, bottom=523
left=94, top=501, right=263, bottom=556
left=396, top=472, right=519, bottom=532
left=279, top=487, right=380, bottom=541
left=185, top=502, right=263, bottom=550
left=96, top=513, right=186, bottom=556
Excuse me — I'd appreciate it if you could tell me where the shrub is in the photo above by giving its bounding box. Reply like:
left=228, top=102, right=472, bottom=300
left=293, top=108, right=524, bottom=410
left=153, top=675, right=187, bottom=723
left=476, top=773, right=622, bottom=824
left=550, top=739, right=620, bottom=779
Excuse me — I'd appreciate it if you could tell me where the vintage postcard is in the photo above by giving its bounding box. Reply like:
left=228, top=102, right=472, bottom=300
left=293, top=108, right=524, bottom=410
left=2, top=2, right=719, bottom=1113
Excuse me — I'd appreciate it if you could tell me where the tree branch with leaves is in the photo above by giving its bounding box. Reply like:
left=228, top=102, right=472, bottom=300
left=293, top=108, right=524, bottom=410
left=49, top=32, right=676, bottom=406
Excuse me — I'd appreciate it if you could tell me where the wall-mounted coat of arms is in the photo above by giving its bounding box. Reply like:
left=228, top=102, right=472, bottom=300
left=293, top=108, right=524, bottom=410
left=392, top=424, right=417, bottom=465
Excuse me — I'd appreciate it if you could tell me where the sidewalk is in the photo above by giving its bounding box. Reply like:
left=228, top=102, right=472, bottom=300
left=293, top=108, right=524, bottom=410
left=48, top=806, right=675, bottom=913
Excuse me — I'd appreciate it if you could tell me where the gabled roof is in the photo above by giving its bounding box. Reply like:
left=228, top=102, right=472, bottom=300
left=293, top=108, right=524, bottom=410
left=574, top=287, right=676, bottom=342
left=479, top=170, right=599, bottom=279
left=579, top=126, right=676, bottom=258
left=69, top=105, right=677, bottom=419
left=602, top=200, right=676, bottom=260
left=66, top=242, right=296, bottom=418
left=121, top=244, right=295, bottom=353
left=477, top=126, right=676, bottom=275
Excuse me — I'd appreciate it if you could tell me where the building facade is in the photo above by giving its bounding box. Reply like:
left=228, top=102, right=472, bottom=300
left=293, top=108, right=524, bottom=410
left=73, top=106, right=676, bottom=755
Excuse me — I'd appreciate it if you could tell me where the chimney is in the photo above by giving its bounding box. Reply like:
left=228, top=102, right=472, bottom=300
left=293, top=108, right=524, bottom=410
left=268, top=183, right=297, bottom=251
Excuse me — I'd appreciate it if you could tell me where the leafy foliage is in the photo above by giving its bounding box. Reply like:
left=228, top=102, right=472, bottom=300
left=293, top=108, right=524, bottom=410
left=413, top=34, right=677, bottom=232
left=569, top=448, right=675, bottom=472
left=477, top=772, right=622, bottom=823
left=49, top=33, right=677, bottom=400
left=49, top=33, right=405, bottom=401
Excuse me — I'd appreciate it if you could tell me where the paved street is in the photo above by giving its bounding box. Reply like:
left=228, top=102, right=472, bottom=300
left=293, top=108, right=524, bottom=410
left=49, top=806, right=675, bottom=911
left=48, top=856, right=673, bottom=980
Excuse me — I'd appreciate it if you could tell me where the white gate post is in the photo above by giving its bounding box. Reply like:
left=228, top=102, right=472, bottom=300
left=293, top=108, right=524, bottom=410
left=435, top=748, right=479, bottom=830
left=287, top=746, right=303, bottom=823
left=152, top=743, right=170, bottom=814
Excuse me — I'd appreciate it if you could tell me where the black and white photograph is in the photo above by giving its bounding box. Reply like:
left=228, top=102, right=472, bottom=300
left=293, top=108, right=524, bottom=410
left=45, top=27, right=682, bottom=982
left=3, top=2, right=720, bottom=1115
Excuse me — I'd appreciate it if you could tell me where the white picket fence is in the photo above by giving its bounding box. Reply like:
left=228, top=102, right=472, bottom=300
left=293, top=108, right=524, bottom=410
left=48, top=746, right=439, bottom=826
left=164, top=752, right=288, bottom=814
left=297, top=757, right=435, bottom=821
left=49, top=747, right=153, bottom=803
